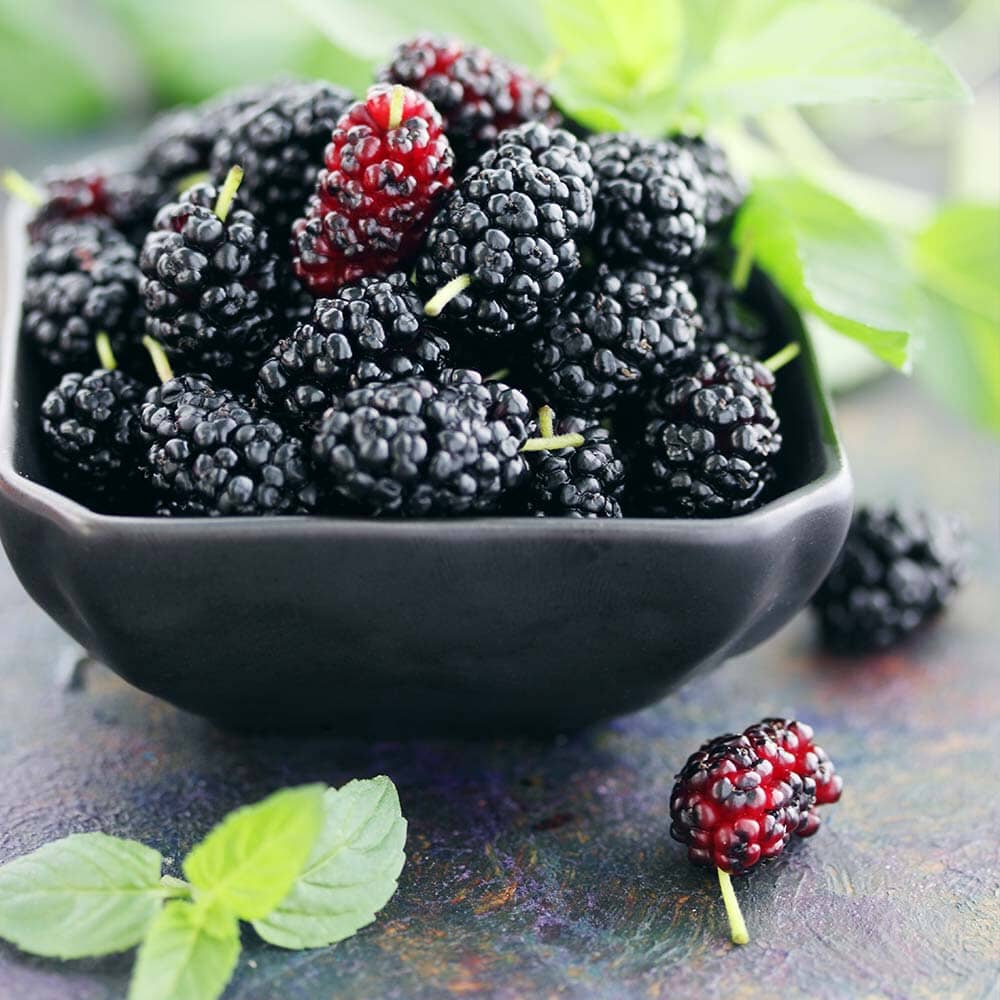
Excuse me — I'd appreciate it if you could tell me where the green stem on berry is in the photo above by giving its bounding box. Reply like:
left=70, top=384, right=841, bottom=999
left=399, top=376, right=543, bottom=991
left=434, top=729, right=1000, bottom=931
left=387, top=84, right=406, bottom=130
left=2, top=169, right=44, bottom=208
left=214, top=165, right=244, bottom=223
left=95, top=332, right=117, bottom=372
left=175, top=170, right=210, bottom=193
left=731, top=233, right=755, bottom=292
left=717, top=868, right=749, bottom=946
left=484, top=368, right=511, bottom=382
left=521, top=432, right=584, bottom=453
left=142, top=335, right=175, bottom=384
left=424, top=273, right=472, bottom=317
left=763, top=342, right=801, bottom=373
left=537, top=404, right=555, bottom=439
left=159, top=875, right=192, bottom=900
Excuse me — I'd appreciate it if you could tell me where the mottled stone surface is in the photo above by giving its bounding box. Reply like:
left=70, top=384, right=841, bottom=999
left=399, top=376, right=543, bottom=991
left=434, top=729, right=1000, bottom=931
left=1, top=376, right=998, bottom=1000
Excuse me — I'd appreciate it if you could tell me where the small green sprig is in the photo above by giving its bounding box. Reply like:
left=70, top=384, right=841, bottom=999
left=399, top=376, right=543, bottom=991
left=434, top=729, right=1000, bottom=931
left=0, top=777, right=407, bottom=1000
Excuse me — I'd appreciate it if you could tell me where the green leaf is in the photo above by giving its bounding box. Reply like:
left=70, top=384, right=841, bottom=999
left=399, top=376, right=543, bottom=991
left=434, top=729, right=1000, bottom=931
left=913, top=202, right=1000, bottom=432
left=0, top=833, right=166, bottom=959
left=253, top=776, right=407, bottom=950
left=688, top=0, right=970, bottom=119
left=183, top=784, right=325, bottom=921
left=734, top=176, right=921, bottom=369
left=128, top=901, right=240, bottom=1000
left=0, top=0, right=117, bottom=129
left=286, top=0, right=551, bottom=70
left=544, top=0, right=685, bottom=135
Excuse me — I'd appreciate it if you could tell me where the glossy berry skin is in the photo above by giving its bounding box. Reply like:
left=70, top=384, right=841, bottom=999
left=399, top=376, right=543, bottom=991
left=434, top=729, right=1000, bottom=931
left=293, top=84, right=455, bottom=296
left=640, top=343, right=781, bottom=517
left=670, top=718, right=842, bottom=874
left=210, top=80, right=354, bottom=234
left=531, top=265, right=701, bottom=415
left=21, top=221, right=141, bottom=370
left=378, top=34, right=556, bottom=166
left=255, top=272, right=450, bottom=430
left=40, top=367, right=147, bottom=508
left=670, top=134, right=745, bottom=235
left=416, top=122, right=596, bottom=339
left=139, top=181, right=281, bottom=374
left=311, top=370, right=531, bottom=516
left=139, top=374, right=316, bottom=517
left=590, top=133, right=707, bottom=269
left=812, top=505, right=966, bottom=654
left=528, top=427, right=627, bottom=518
left=29, top=169, right=164, bottom=245
left=685, top=265, right=767, bottom=358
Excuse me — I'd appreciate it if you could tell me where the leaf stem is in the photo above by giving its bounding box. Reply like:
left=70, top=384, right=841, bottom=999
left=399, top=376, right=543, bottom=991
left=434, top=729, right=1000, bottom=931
left=763, top=342, right=801, bottom=373
left=484, top=368, right=511, bottom=382
left=2, top=169, right=45, bottom=208
left=521, top=432, right=584, bottom=453
left=160, top=875, right=192, bottom=899
left=95, top=332, right=117, bottom=371
left=424, top=274, right=472, bottom=317
left=717, top=868, right=749, bottom=946
left=143, top=336, right=175, bottom=384
left=214, top=166, right=244, bottom=223
left=731, top=233, right=755, bottom=292
left=387, top=85, right=406, bottom=129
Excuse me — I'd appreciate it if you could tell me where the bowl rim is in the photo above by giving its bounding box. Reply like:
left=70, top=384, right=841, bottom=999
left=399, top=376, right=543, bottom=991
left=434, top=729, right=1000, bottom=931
left=0, top=198, right=850, bottom=541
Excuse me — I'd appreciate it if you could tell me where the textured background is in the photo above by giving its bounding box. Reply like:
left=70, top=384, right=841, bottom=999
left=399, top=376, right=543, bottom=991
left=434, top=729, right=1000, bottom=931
left=1, top=376, right=998, bottom=1000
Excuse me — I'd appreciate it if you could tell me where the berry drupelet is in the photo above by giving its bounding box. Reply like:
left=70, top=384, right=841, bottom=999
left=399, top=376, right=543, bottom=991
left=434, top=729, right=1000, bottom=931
left=293, top=84, right=454, bottom=296
left=812, top=504, right=966, bottom=654
left=255, top=272, right=450, bottom=430
left=311, top=369, right=532, bottom=516
left=21, top=220, right=141, bottom=370
left=417, top=122, right=596, bottom=339
left=670, top=718, right=842, bottom=944
left=639, top=343, right=783, bottom=517
left=685, top=265, right=768, bottom=358
left=526, top=407, right=626, bottom=518
left=531, top=265, right=702, bottom=416
left=670, top=134, right=745, bottom=236
left=590, top=133, right=707, bottom=270
left=139, top=168, right=281, bottom=374
left=210, top=80, right=354, bottom=235
left=138, top=367, right=316, bottom=517
left=39, top=339, right=147, bottom=509
left=378, top=35, right=556, bottom=167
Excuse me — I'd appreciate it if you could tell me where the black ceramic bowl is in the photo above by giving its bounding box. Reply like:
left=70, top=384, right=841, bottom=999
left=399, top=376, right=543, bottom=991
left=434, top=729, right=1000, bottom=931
left=0, top=202, right=852, bottom=735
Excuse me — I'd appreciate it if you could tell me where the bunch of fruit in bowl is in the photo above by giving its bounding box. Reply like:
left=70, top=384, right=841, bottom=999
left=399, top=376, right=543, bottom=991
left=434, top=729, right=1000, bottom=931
left=14, top=36, right=799, bottom=521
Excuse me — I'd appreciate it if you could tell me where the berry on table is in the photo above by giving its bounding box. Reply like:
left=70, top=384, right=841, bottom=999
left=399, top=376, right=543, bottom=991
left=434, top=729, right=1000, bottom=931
left=39, top=333, right=148, bottom=510
left=670, top=717, right=842, bottom=944
left=292, top=84, right=455, bottom=296
left=210, top=80, right=354, bottom=235
left=378, top=34, right=556, bottom=167
left=417, top=122, right=596, bottom=339
left=530, top=265, right=702, bottom=416
left=310, top=369, right=533, bottom=516
left=139, top=167, right=282, bottom=374
left=811, top=505, right=966, bottom=654
left=21, top=220, right=141, bottom=371
left=255, top=272, right=450, bottom=430
left=638, top=343, right=787, bottom=517
left=590, top=133, right=707, bottom=269
left=526, top=406, right=627, bottom=517
left=138, top=339, right=316, bottom=517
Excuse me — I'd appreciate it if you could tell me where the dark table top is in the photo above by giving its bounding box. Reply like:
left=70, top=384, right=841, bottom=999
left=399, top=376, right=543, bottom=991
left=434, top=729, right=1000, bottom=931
left=1, top=375, right=998, bottom=1000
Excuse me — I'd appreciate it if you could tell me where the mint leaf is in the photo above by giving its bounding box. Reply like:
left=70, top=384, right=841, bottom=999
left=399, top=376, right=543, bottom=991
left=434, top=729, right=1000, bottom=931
left=734, top=177, right=920, bottom=370
left=183, top=784, right=325, bottom=921
left=913, top=202, right=1000, bottom=432
left=0, top=833, right=167, bottom=959
left=253, top=776, right=407, bottom=950
left=689, top=0, right=970, bottom=119
left=544, top=0, right=684, bottom=135
left=128, top=901, right=240, bottom=1000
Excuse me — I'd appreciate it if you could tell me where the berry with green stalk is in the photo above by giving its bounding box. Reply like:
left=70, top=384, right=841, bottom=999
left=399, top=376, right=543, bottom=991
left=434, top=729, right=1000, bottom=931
left=639, top=341, right=799, bottom=517
left=670, top=718, right=843, bottom=945
left=39, top=332, right=149, bottom=510
left=417, top=121, right=596, bottom=339
left=138, top=337, right=317, bottom=517
left=139, top=166, right=282, bottom=374
left=292, top=84, right=454, bottom=296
